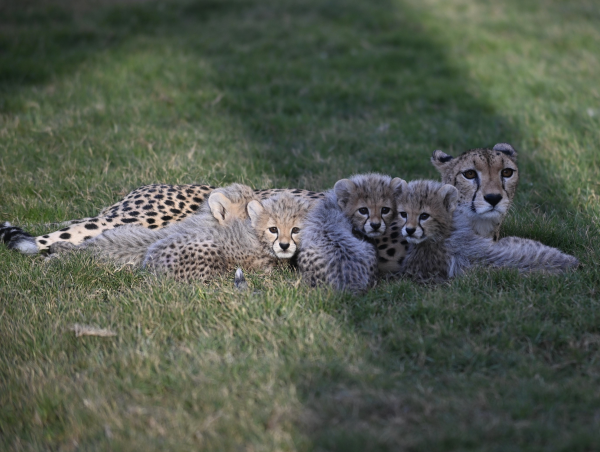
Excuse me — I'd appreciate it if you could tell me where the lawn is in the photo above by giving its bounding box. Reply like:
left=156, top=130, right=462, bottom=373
left=1, top=0, right=599, bottom=450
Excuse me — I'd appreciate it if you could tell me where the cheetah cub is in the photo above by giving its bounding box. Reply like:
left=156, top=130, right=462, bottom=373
left=297, top=173, right=404, bottom=292
left=397, top=180, right=579, bottom=282
left=144, top=193, right=313, bottom=282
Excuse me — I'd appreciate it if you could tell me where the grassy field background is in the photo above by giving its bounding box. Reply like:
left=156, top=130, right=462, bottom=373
left=1, top=0, right=599, bottom=450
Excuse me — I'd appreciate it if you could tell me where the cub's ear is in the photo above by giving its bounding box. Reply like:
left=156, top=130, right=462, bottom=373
left=390, top=177, right=406, bottom=197
left=246, top=200, right=265, bottom=227
left=208, top=192, right=234, bottom=225
left=334, top=178, right=356, bottom=209
left=492, top=143, right=517, bottom=159
left=439, top=184, right=459, bottom=213
left=431, top=150, right=454, bottom=172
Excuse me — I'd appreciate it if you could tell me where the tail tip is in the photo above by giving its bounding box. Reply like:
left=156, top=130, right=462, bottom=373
left=10, top=236, right=39, bottom=255
left=1, top=223, right=39, bottom=255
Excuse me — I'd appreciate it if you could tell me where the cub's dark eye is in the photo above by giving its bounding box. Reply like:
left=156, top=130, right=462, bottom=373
left=463, top=170, right=477, bottom=180
left=419, top=213, right=430, bottom=221
left=400, top=212, right=407, bottom=219
left=381, top=207, right=391, bottom=214
left=269, top=227, right=278, bottom=234
left=501, top=168, right=514, bottom=178
left=358, top=207, right=369, bottom=215
left=291, top=227, right=300, bottom=234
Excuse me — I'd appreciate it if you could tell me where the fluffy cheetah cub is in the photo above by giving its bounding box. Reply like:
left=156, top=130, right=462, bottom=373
left=144, top=193, right=313, bottom=282
left=397, top=180, right=579, bottom=283
left=297, top=173, right=404, bottom=292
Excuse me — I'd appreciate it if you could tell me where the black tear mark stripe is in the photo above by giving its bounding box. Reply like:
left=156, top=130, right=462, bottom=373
left=471, top=171, right=481, bottom=211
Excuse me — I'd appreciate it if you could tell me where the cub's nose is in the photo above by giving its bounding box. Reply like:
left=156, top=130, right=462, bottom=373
left=279, top=242, right=290, bottom=250
left=484, top=193, right=502, bottom=206
left=370, top=222, right=381, bottom=231
left=405, top=227, right=416, bottom=236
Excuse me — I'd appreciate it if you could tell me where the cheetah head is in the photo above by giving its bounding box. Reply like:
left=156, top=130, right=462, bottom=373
left=397, top=180, right=458, bottom=245
left=431, top=143, right=519, bottom=238
left=334, top=173, right=404, bottom=238
left=247, top=194, right=313, bottom=259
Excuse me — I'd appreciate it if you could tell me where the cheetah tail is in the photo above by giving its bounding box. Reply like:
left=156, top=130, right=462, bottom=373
left=234, top=268, right=249, bottom=291
left=0, top=222, right=39, bottom=255
left=487, top=236, right=579, bottom=273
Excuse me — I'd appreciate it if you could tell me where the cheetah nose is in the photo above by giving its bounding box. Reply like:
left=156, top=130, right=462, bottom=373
left=370, top=222, right=381, bottom=230
left=484, top=193, right=502, bottom=206
left=279, top=242, right=290, bottom=250
left=405, top=227, right=416, bottom=236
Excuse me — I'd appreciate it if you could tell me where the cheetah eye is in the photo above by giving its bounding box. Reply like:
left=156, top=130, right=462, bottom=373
left=501, top=168, right=514, bottom=178
left=358, top=207, right=369, bottom=215
left=462, top=170, right=477, bottom=180
left=381, top=207, right=391, bottom=214
left=268, top=227, right=278, bottom=234
left=419, top=213, right=430, bottom=221
left=399, top=212, right=407, bottom=219
left=291, top=227, right=300, bottom=234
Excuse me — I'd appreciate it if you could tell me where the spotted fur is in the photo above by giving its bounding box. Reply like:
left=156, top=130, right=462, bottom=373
left=49, top=184, right=258, bottom=266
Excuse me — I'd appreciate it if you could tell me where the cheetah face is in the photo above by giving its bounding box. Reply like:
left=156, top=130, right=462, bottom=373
left=334, top=174, right=404, bottom=238
left=247, top=195, right=313, bottom=260
left=431, top=143, right=519, bottom=223
left=397, top=181, right=458, bottom=245
left=353, top=204, right=395, bottom=238
left=264, top=224, right=301, bottom=259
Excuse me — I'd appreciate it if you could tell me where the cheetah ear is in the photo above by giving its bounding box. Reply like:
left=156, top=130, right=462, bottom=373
left=334, top=178, right=355, bottom=209
left=431, top=150, right=454, bottom=172
left=246, top=200, right=265, bottom=228
left=439, top=184, right=459, bottom=213
left=492, top=143, right=517, bottom=159
left=390, top=177, right=406, bottom=197
left=208, top=192, right=234, bottom=225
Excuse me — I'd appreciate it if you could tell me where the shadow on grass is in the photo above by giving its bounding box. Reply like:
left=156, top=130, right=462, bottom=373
left=1, top=0, right=595, bottom=449
left=1, top=0, right=519, bottom=178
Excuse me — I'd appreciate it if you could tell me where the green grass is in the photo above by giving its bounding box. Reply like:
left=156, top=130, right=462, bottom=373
left=1, top=0, right=599, bottom=450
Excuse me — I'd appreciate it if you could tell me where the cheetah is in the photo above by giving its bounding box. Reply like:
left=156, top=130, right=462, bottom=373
left=1, top=183, right=325, bottom=255
left=144, top=192, right=313, bottom=282
left=297, top=173, right=404, bottom=292
left=396, top=180, right=579, bottom=283
left=372, top=142, right=521, bottom=273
